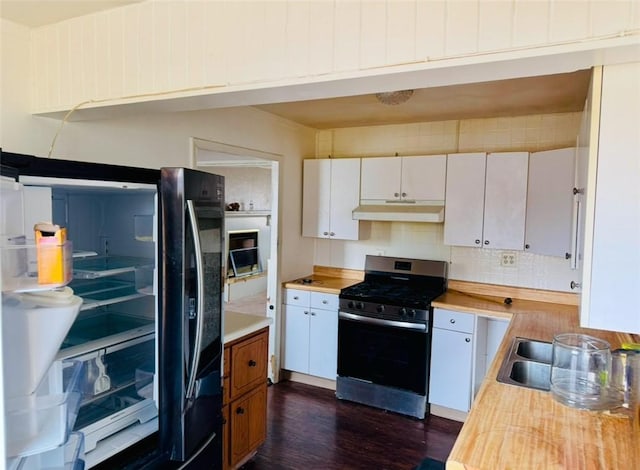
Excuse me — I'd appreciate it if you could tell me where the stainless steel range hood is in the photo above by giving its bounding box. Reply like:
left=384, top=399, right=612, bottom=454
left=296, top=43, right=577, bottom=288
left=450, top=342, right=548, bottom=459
left=352, top=202, right=445, bottom=223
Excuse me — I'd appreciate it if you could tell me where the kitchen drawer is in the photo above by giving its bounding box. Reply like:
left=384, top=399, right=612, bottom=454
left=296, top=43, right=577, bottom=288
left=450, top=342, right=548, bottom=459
left=310, top=292, right=338, bottom=311
left=433, top=308, right=474, bottom=334
left=230, top=330, right=268, bottom=400
left=285, top=289, right=311, bottom=307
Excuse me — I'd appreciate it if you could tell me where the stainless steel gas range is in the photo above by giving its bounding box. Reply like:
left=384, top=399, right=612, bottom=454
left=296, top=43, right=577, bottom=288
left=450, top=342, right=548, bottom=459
left=336, top=255, right=448, bottom=419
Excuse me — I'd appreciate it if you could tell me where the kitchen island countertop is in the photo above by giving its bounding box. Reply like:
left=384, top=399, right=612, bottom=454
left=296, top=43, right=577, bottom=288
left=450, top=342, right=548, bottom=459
left=435, top=286, right=640, bottom=470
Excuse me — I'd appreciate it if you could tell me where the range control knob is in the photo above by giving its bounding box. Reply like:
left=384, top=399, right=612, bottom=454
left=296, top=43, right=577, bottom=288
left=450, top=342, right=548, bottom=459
left=407, top=309, right=416, bottom=318
left=347, top=301, right=355, bottom=309
left=398, top=307, right=407, bottom=317
left=356, top=302, right=364, bottom=310
left=376, top=305, right=385, bottom=314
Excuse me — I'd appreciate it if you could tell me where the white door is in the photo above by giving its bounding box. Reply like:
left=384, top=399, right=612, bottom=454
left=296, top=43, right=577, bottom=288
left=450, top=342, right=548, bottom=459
left=308, top=308, right=338, bottom=379
left=525, top=148, right=575, bottom=257
left=483, top=152, right=529, bottom=250
left=360, top=157, right=401, bottom=200
left=429, top=328, right=474, bottom=412
left=401, top=155, right=447, bottom=201
left=328, top=158, right=361, bottom=240
left=444, top=153, right=486, bottom=247
left=302, top=159, right=331, bottom=238
left=282, top=304, right=310, bottom=374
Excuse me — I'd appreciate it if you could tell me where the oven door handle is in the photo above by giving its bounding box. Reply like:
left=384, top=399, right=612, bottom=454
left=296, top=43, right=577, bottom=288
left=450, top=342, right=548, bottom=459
left=339, top=311, right=427, bottom=332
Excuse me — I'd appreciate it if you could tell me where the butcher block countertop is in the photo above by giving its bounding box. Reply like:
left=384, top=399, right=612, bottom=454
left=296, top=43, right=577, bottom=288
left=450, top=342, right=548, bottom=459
left=282, top=266, right=363, bottom=295
left=434, top=281, right=640, bottom=470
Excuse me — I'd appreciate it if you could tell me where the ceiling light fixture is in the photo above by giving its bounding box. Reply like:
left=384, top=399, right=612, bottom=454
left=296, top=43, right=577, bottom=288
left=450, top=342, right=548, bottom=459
left=375, top=89, right=414, bottom=105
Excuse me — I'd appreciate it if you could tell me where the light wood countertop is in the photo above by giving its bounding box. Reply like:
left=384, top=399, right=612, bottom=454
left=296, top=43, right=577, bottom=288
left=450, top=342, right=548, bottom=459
left=283, top=266, right=363, bottom=295
left=436, top=287, right=640, bottom=470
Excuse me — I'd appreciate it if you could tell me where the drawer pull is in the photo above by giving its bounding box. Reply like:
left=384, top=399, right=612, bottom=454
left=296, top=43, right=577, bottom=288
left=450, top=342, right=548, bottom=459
left=293, top=296, right=299, bottom=300
left=322, top=300, right=328, bottom=304
left=236, top=407, right=245, bottom=415
left=465, top=337, right=471, bottom=343
left=449, top=319, right=456, bottom=324
left=248, top=359, right=257, bottom=367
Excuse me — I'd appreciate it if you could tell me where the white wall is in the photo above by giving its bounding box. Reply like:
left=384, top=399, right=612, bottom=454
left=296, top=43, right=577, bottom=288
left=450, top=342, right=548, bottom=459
left=0, top=18, right=317, bottom=284
left=26, top=0, right=640, bottom=114
left=315, top=112, right=581, bottom=292
left=0, top=19, right=58, bottom=155
left=213, top=166, right=271, bottom=211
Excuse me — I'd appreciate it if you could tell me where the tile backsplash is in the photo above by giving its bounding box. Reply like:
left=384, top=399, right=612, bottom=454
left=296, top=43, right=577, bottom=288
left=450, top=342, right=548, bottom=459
left=312, top=111, right=581, bottom=293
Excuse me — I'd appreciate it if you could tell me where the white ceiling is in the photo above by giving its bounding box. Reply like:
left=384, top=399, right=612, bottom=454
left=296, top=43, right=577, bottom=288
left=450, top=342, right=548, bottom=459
left=255, top=70, right=591, bottom=129
left=0, top=1, right=591, bottom=129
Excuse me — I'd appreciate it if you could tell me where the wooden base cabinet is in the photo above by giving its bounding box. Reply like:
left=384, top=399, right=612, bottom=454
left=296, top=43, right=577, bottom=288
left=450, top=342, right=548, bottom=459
left=223, top=328, right=269, bottom=469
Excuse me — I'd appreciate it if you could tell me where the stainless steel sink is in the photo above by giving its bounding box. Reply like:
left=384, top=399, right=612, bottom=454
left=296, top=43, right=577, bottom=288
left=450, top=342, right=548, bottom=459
left=508, top=361, right=551, bottom=391
left=516, top=339, right=553, bottom=363
left=497, top=337, right=552, bottom=391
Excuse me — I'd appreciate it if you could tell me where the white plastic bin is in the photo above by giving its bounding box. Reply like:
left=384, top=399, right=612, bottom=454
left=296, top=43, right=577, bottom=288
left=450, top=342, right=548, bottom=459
left=11, top=432, right=85, bottom=470
left=2, top=288, right=82, bottom=399
left=5, top=360, right=85, bottom=458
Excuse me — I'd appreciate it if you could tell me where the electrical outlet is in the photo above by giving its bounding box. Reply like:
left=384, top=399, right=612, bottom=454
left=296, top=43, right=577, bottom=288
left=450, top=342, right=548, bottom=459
left=500, top=252, right=517, bottom=267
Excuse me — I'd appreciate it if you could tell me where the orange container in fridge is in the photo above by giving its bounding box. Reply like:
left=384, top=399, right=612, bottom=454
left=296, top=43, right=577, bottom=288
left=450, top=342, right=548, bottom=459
left=34, top=222, right=69, bottom=284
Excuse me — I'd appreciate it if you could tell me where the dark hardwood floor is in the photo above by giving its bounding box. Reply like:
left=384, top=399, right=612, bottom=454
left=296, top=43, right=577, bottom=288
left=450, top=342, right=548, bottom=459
left=241, top=380, right=463, bottom=470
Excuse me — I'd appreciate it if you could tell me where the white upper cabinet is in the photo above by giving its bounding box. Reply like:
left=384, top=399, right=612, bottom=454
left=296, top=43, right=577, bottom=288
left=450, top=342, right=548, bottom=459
left=525, top=148, right=576, bottom=258
left=580, top=63, right=640, bottom=334
left=443, top=153, right=486, bottom=247
left=360, top=155, right=446, bottom=202
left=302, top=158, right=361, bottom=240
left=483, top=152, right=529, bottom=250
left=444, top=152, right=529, bottom=250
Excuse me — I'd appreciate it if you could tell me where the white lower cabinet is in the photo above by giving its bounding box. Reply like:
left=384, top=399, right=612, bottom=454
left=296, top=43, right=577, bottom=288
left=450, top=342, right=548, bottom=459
left=283, top=289, right=338, bottom=380
left=429, top=309, right=475, bottom=412
left=429, top=308, right=509, bottom=415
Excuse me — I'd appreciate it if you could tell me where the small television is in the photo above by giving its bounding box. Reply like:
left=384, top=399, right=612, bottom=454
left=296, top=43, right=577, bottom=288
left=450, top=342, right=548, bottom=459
left=227, top=229, right=262, bottom=278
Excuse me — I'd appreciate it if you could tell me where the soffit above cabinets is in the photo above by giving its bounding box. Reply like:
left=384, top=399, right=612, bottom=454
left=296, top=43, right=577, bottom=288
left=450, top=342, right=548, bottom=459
left=254, top=70, right=592, bottom=129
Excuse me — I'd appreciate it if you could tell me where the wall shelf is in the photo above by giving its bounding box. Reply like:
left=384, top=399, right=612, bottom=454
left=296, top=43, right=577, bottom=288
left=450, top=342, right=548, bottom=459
left=225, top=210, right=271, bottom=218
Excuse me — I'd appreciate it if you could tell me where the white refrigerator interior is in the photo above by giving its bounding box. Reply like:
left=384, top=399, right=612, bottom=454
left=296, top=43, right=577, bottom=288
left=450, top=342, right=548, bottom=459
left=1, top=175, right=160, bottom=469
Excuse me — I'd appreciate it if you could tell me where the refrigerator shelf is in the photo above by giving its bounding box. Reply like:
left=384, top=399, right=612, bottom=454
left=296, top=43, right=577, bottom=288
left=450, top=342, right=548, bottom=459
left=69, top=279, right=152, bottom=311
left=1, top=240, right=73, bottom=293
left=59, top=313, right=154, bottom=358
left=72, top=256, right=154, bottom=279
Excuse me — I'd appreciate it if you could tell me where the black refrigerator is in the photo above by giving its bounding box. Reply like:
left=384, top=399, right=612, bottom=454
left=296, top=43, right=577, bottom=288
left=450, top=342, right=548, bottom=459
left=0, top=152, right=224, bottom=469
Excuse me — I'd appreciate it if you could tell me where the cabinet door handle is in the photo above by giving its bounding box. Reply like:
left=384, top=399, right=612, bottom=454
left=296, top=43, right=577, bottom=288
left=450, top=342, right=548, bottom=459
left=484, top=240, right=489, bottom=245
left=311, top=312, right=316, bottom=316
left=304, top=311, right=309, bottom=315
left=475, top=239, right=481, bottom=245
left=322, top=300, right=328, bottom=304
left=449, top=319, right=456, bottom=324
left=329, top=231, right=335, bottom=236
left=570, top=281, right=581, bottom=290
left=394, top=192, right=400, bottom=198
left=401, top=192, right=407, bottom=198
left=525, top=244, right=530, bottom=249
left=248, top=359, right=257, bottom=367
left=465, top=337, right=471, bottom=343
left=323, top=231, right=329, bottom=236
left=236, top=407, right=245, bottom=415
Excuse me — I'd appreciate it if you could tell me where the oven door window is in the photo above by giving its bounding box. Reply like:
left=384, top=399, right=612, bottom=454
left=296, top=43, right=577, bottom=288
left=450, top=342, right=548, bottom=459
left=337, top=317, right=428, bottom=395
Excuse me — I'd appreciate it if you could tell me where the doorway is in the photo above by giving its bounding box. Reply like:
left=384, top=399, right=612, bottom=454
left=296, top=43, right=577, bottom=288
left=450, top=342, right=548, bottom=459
left=191, top=137, right=281, bottom=382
